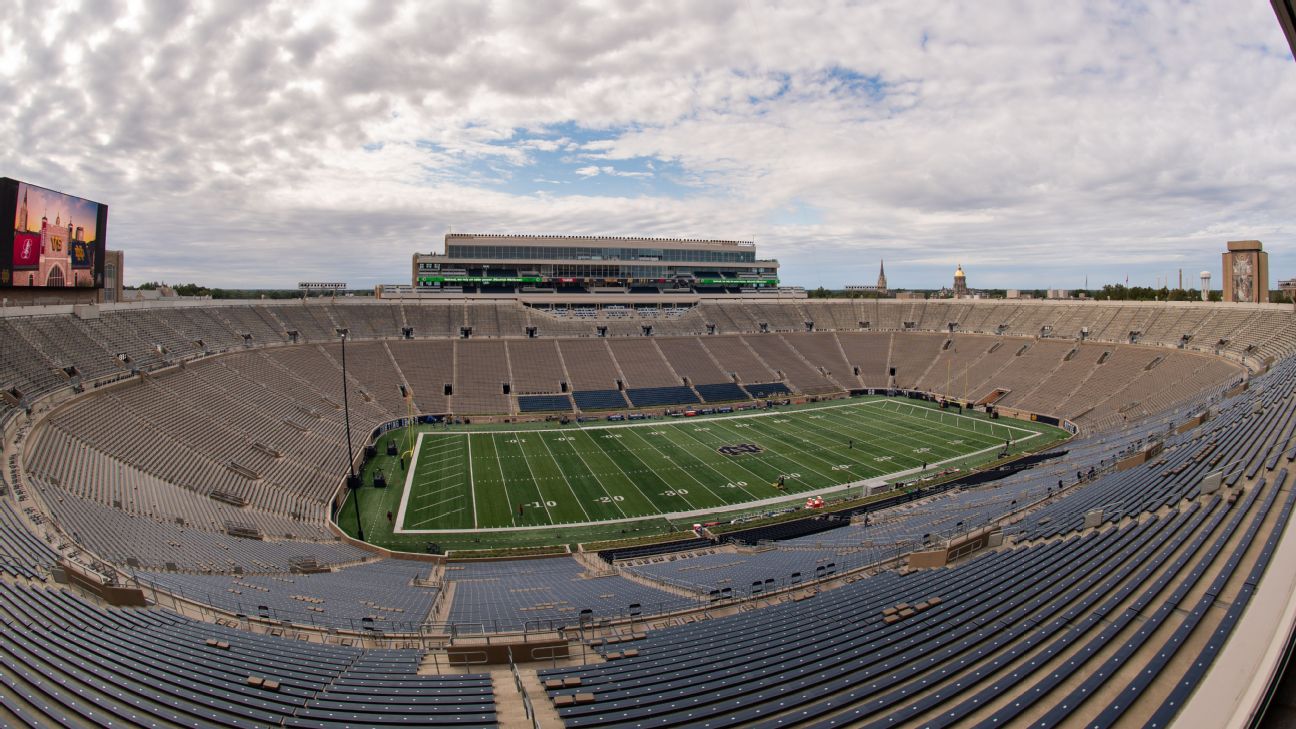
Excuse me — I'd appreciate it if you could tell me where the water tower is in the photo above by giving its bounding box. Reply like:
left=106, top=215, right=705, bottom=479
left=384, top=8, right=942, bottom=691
left=1200, top=271, right=1211, bottom=301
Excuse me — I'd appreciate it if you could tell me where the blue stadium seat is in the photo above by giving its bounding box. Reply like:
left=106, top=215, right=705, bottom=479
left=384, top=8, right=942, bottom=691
left=626, top=386, right=699, bottom=407
left=695, top=382, right=749, bottom=403
left=518, top=394, right=574, bottom=412
left=573, top=389, right=629, bottom=410
left=3, top=300, right=1296, bottom=728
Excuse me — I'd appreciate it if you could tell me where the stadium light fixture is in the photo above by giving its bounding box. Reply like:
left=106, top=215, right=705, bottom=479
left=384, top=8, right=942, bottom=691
left=337, top=328, right=363, bottom=542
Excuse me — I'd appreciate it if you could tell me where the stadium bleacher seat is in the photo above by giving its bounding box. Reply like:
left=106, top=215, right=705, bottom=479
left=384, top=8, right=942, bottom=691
left=625, top=386, right=699, bottom=407
left=517, top=394, right=575, bottom=412
left=572, top=389, right=629, bottom=410
left=1, top=298, right=1294, bottom=726
left=695, top=382, right=750, bottom=403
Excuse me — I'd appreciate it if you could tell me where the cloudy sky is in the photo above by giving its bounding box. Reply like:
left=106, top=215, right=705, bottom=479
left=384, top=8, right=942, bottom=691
left=2, top=0, right=1293, bottom=290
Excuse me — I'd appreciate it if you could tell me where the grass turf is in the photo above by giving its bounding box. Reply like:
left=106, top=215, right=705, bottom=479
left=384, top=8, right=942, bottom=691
left=338, top=396, right=1069, bottom=551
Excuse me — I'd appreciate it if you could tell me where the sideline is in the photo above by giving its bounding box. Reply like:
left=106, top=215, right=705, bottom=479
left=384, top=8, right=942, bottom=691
left=393, top=427, right=1042, bottom=534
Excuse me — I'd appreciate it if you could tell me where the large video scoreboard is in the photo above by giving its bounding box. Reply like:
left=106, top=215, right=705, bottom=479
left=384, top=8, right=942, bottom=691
left=0, top=178, right=108, bottom=289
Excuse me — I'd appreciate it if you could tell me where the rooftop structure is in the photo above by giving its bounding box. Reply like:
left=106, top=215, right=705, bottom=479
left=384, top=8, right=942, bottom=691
left=1275, top=0, right=1296, bottom=60
left=952, top=263, right=970, bottom=298
left=413, top=233, right=779, bottom=295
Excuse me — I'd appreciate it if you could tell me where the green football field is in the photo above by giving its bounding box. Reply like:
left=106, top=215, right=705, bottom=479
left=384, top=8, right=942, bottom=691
left=372, top=397, right=1057, bottom=535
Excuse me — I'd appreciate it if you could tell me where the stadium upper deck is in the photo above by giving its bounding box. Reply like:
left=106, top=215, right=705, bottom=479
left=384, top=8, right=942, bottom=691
left=413, top=233, right=780, bottom=293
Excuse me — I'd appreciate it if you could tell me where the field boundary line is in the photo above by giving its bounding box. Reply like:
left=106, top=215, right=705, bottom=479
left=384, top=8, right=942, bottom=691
left=415, top=396, right=1033, bottom=435
left=490, top=434, right=516, bottom=524
left=867, top=397, right=1036, bottom=437
left=393, top=431, right=426, bottom=533
left=815, top=406, right=995, bottom=465
left=744, top=410, right=922, bottom=475
left=468, top=435, right=477, bottom=528
left=394, top=429, right=1043, bottom=534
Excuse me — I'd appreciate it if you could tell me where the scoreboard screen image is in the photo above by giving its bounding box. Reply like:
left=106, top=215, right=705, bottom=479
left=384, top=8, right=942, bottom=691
left=1, top=178, right=108, bottom=289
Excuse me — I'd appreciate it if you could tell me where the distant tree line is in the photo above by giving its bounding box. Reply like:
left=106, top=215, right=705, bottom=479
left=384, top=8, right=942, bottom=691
left=1092, top=286, right=1289, bottom=303
left=1089, top=285, right=1220, bottom=302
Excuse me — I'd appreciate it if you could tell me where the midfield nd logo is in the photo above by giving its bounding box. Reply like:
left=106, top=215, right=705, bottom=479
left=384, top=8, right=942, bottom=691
left=717, top=443, right=764, bottom=456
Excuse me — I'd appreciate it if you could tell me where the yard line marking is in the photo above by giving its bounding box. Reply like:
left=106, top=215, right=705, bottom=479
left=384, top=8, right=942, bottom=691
left=413, top=494, right=463, bottom=512
left=867, top=397, right=1034, bottom=436
left=413, top=446, right=461, bottom=465
left=418, top=441, right=461, bottom=457
left=707, top=417, right=841, bottom=483
left=418, top=452, right=463, bottom=468
left=416, top=396, right=1038, bottom=435
left=411, top=507, right=465, bottom=528
left=417, top=470, right=463, bottom=487
left=468, top=434, right=477, bottom=528
left=393, top=431, right=425, bottom=533
left=571, top=431, right=655, bottom=514
left=802, top=408, right=946, bottom=466
left=591, top=429, right=699, bottom=511
left=621, top=427, right=728, bottom=505
left=865, top=402, right=1004, bottom=450
left=751, top=412, right=896, bottom=472
left=490, top=434, right=521, bottom=525
left=673, top=421, right=805, bottom=490
left=500, top=430, right=552, bottom=521
left=834, top=402, right=1006, bottom=460
left=397, top=427, right=1044, bottom=533
left=508, top=433, right=557, bottom=523
left=645, top=427, right=764, bottom=501
left=392, top=397, right=1054, bottom=533
left=537, top=432, right=594, bottom=521
left=556, top=434, right=628, bottom=519
left=420, top=483, right=463, bottom=498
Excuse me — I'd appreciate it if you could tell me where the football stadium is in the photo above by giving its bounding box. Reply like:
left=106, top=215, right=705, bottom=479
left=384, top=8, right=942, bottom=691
left=2, top=3, right=1296, bottom=728
left=3, top=273, right=1294, bottom=726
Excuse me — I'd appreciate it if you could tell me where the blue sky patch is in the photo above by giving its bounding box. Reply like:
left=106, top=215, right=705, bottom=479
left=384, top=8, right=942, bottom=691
left=418, top=124, right=701, bottom=198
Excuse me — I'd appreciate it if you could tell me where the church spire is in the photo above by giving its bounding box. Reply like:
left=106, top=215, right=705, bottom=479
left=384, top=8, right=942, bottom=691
left=876, top=259, right=888, bottom=291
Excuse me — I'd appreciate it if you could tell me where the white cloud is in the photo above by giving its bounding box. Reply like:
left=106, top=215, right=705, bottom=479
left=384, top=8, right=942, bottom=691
left=0, top=0, right=1291, bottom=289
left=572, top=164, right=651, bottom=179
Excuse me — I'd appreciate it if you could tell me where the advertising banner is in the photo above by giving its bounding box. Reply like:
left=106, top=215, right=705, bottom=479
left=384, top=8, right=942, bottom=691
left=70, top=239, right=93, bottom=269
left=12, top=232, right=39, bottom=268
